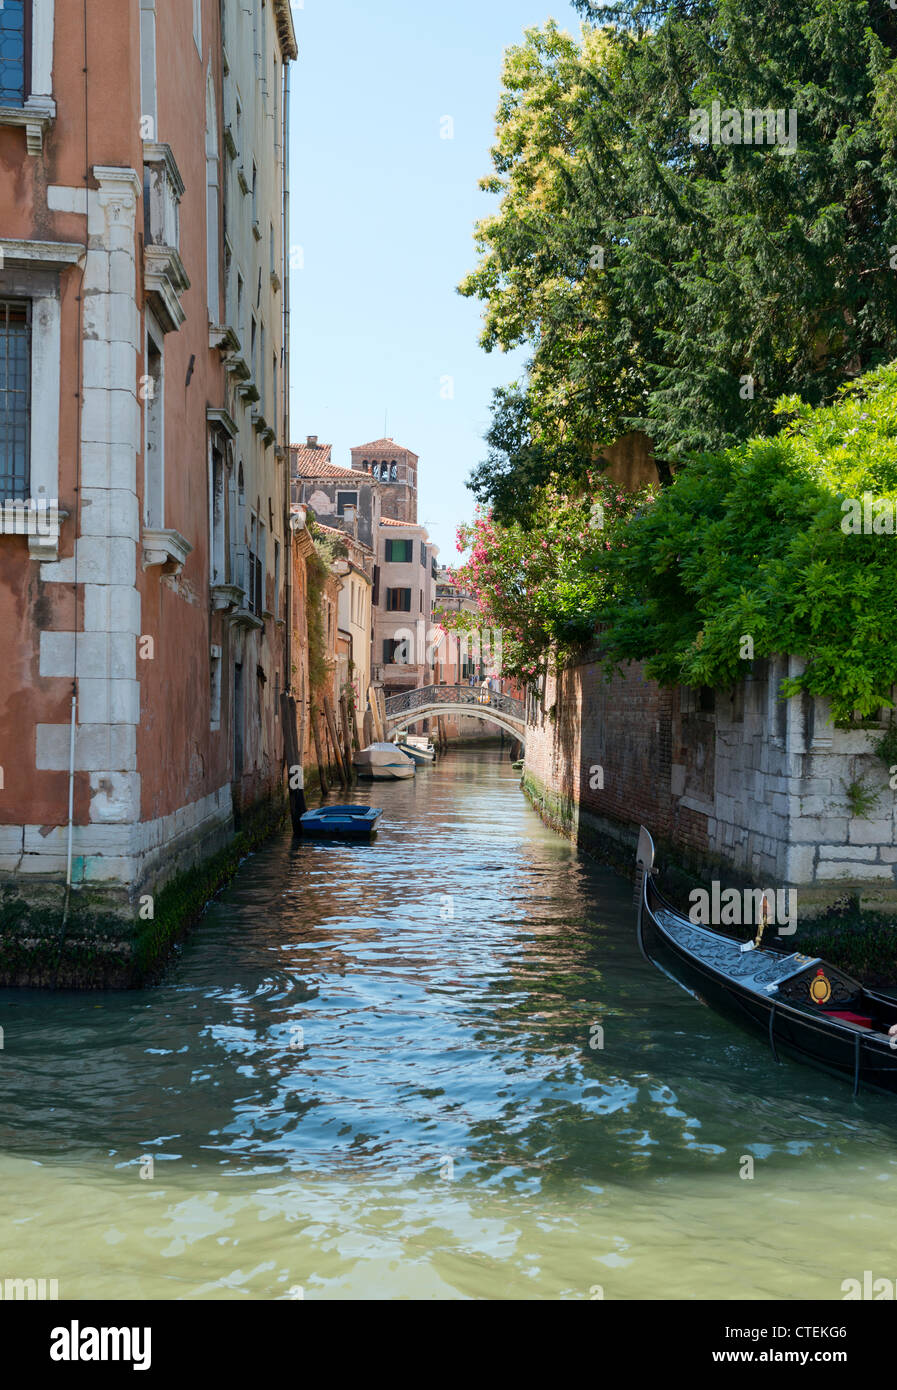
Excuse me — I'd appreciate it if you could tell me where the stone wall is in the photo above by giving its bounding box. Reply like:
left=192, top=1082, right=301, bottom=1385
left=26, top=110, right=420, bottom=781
left=523, top=655, right=897, bottom=911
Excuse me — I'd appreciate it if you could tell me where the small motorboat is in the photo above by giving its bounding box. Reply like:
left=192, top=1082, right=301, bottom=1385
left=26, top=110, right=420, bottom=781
left=352, top=742, right=415, bottom=780
left=392, top=734, right=435, bottom=765
left=635, top=825, right=897, bottom=1095
left=300, top=804, right=383, bottom=839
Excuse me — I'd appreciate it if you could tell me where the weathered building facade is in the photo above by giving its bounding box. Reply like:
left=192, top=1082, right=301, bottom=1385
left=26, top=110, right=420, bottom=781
left=0, top=0, right=296, bottom=984
left=292, top=437, right=383, bottom=552
left=375, top=517, right=439, bottom=695
left=329, top=528, right=374, bottom=720
left=523, top=655, right=897, bottom=914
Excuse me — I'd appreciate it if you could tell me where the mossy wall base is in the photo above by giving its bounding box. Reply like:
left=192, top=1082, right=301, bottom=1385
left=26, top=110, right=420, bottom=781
left=0, top=792, right=286, bottom=989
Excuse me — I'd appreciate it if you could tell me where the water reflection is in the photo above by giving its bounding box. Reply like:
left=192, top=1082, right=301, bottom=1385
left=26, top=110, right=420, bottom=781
left=0, top=750, right=894, bottom=1298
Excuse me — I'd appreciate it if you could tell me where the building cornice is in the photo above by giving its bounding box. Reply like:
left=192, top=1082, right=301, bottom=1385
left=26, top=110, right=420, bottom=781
left=272, top=0, right=299, bottom=61
left=207, top=407, right=238, bottom=439
left=0, top=239, right=85, bottom=269
left=142, top=142, right=186, bottom=200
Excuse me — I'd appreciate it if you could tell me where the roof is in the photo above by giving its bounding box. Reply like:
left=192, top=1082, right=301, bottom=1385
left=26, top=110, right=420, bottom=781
left=291, top=441, right=332, bottom=471
left=352, top=437, right=419, bottom=461
left=316, top=521, right=375, bottom=562
left=291, top=445, right=362, bottom=481
left=272, top=0, right=298, bottom=61
left=380, top=517, right=433, bottom=544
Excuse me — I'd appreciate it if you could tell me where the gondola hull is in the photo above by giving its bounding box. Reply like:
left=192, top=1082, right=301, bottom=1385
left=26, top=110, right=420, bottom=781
left=636, top=826, right=897, bottom=1096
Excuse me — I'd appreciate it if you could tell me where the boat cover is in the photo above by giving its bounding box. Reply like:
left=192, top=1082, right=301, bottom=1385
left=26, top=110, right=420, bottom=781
left=653, top=907, right=821, bottom=995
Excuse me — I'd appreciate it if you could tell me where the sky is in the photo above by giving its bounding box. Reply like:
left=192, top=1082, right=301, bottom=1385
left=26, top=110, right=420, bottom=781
left=288, top=0, right=582, bottom=564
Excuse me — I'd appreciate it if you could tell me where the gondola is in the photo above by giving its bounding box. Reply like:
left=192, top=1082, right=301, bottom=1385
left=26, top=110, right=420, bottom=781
left=635, top=825, right=897, bottom=1096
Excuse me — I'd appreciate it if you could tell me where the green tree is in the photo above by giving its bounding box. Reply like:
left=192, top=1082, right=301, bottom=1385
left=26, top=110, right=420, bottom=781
left=602, top=363, right=897, bottom=722
left=464, top=1, right=897, bottom=521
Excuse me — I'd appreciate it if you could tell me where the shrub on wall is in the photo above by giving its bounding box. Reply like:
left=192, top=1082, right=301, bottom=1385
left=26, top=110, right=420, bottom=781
left=453, top=363, right=897, bottom=722
left=603, top=363, right=897, bottom=721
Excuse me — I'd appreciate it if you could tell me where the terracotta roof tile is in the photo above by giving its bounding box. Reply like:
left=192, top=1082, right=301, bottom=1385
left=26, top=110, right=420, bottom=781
left=292, top=444, right=362, bottom=480
left=352, top=437, right=419, bottom=460
left=291, top=441, right=331, bottom=470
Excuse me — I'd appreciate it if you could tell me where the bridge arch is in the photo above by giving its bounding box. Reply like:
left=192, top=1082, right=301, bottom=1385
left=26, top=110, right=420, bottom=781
left=387, top=705, right=524, bottom=743
left=382, top=684, right=526, bottom=748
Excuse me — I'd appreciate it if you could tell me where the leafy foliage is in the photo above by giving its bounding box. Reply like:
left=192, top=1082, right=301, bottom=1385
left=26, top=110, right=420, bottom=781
left=437, top=475, right=655, bottom=680
left=841, top=778, right=882, bottom=818
left=462, top=2, right=897, bottom=519
left=601, top=363, right=897, bottom=721
left=305, top=517, right=339, bottom=697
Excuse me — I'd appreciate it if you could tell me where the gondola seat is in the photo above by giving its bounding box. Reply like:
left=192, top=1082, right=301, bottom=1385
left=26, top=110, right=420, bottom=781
left=821, top=1010, right=875, bottom=1029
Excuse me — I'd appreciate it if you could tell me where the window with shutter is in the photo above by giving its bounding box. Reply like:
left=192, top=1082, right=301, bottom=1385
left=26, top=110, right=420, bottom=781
left=0, top=2, right=28, bottom=107
left=0, top=300, right=30, bottom=498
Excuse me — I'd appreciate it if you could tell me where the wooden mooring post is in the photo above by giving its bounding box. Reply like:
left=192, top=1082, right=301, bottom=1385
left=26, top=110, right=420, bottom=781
left=280, top=691, right=307, bottom=833
left=311, top=704, right=330, bottom=796
left=324, top=695, right=349, bottom=787
left=339, top=693, right=356, bottom=782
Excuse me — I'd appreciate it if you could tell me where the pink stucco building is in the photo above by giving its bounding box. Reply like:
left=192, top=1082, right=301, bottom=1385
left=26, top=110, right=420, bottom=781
left=0, top=0, right=296, bottom=984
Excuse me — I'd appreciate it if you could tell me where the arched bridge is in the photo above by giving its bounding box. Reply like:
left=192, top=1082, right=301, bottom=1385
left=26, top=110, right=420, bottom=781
left=384, top=684, right=525, bottom=743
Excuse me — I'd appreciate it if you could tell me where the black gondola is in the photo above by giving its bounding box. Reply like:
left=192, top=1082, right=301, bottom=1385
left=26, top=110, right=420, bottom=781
left=635, top=825, right=897, bottom=1096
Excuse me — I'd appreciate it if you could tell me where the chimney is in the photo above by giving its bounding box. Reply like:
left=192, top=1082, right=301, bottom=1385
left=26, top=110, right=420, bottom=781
left=306, top=434, right=318, bottom=448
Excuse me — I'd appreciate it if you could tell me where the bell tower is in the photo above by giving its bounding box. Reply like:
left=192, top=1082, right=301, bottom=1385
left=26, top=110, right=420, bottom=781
left=350, top=437, right=418, bottom=523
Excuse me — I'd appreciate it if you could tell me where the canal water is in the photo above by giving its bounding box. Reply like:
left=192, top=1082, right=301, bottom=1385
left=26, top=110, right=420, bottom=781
left=1, top=749, right=895, bottom=1300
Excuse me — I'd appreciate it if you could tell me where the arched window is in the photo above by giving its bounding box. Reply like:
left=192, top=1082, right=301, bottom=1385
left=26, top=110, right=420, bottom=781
left=363, top=459, right=369, bottom=471
left=390, top=461, right=398, bottom=481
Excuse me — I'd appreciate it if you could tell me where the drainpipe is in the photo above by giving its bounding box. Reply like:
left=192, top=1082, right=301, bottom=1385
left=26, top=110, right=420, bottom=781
left=58, top=0, right=90, bottom=959
left=61, top=687, right=77, bottom=922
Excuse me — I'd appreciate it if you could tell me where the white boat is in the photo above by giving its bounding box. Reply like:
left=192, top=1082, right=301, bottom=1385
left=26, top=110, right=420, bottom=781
left=392, top=734, right=436, bottom=765
left=353, top=742, right=416, bottom=780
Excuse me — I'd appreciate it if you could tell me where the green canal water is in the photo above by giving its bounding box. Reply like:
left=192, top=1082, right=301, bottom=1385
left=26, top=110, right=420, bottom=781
left=1, top=750, right=896, bottom=1300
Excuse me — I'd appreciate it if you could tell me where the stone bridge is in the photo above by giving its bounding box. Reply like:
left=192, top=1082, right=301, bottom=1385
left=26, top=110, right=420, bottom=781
left=383, top=684, right=525, bottom=743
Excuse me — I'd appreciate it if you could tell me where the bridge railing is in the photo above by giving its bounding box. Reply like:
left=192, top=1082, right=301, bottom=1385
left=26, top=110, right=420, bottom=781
left=383, top=683, right=524, bottom=722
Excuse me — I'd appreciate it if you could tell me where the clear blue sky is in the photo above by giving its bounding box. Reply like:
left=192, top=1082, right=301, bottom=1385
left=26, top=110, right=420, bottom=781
left=288, top=0, right=580, bottom=564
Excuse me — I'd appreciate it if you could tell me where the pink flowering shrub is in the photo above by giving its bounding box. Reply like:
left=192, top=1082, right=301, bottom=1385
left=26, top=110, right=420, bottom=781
left=437, top=476, right=655, bottom=681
